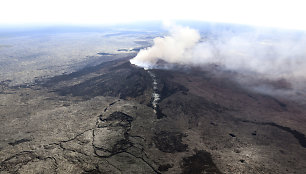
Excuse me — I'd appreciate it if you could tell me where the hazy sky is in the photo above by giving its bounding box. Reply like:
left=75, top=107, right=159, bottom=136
left=0, top=0, right=305, bottom=30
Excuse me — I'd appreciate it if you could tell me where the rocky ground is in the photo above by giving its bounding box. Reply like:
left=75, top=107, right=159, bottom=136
left=0, top=56, right=306, bottom=173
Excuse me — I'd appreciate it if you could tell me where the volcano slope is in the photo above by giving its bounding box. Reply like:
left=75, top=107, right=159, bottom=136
left=0, top=56, right=306, bottom=174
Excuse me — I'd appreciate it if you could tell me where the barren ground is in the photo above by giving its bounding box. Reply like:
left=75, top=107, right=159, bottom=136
left=1, top=56, right=306, bottom=173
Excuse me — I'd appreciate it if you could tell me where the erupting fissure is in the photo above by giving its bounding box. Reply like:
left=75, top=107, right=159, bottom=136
left=147, top=70, right=160, bottom=113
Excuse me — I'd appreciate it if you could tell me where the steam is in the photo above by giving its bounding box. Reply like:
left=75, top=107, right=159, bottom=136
left=130, top=23, right=306, bottom=85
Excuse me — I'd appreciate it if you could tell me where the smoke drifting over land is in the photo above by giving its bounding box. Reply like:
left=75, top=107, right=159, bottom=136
left=130, top=24, right=201, bottom=69
left=130, top=23, right=306, bottom=93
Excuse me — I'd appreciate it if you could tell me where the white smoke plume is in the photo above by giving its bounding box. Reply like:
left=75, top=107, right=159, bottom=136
left=130, top=24, right=200, bottom=69
left=130, top=23, right=306, bottom=92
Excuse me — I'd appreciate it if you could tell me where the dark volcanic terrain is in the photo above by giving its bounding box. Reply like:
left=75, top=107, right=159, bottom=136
left=1, top=56, right=306, bottom=173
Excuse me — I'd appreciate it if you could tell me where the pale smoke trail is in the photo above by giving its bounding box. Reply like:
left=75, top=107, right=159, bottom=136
left=147, top=70, right=160, bottom=113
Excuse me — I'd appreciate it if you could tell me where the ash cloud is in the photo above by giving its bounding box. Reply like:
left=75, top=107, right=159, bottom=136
left=130, top=23, right=306, bottom=94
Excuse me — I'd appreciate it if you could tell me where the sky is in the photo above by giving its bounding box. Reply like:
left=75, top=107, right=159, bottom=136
left=0, top=0, right=305, bottom=30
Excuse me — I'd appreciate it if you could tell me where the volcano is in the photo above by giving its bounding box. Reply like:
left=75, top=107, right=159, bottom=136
left=1, top=55, right=306, bottom=174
